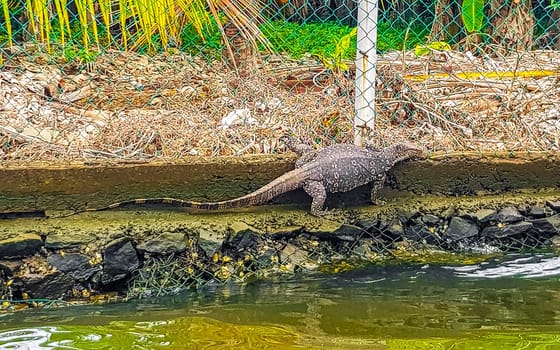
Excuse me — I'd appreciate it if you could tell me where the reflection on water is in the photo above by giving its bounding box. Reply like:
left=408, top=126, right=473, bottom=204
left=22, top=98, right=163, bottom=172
left=2, top=253, right=560, bottom=349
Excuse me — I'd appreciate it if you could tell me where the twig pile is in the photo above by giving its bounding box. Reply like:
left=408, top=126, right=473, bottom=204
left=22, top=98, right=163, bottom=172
left=1, top=45, right=559, bottom=161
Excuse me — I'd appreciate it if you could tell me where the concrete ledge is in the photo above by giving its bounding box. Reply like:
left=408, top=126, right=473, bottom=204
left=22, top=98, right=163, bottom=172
left=1, top=152, right=560, bottom=212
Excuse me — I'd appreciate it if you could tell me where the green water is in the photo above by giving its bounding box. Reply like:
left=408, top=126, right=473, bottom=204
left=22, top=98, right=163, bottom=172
left=2, top=254, right=560, bottom=349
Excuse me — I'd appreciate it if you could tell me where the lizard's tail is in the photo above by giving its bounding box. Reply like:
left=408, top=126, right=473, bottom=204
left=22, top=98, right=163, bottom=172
left=185, top=168, right=308, bottom=210
left=48, top=168, right=308, bottom=219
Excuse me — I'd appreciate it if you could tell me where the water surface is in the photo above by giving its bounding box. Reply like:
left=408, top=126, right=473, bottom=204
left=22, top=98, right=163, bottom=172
left=2, top=253, right=560, bottom=349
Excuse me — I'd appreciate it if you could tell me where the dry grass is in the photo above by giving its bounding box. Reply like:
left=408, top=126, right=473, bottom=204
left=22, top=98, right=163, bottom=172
left=1, top=44, right=559, bottom=162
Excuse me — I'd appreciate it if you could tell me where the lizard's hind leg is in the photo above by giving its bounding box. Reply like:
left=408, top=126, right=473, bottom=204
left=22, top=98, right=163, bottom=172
left=303, top=181, right=328, bottom=216
left=370, top=174, right=387, bottom=205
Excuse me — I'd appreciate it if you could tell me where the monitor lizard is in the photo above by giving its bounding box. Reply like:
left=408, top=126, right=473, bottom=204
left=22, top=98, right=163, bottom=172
left=56, top=137, right=424, bottom=217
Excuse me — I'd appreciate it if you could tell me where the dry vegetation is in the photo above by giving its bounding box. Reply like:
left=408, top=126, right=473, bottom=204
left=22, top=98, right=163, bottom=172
left=1, top=44, right=560, bottom=162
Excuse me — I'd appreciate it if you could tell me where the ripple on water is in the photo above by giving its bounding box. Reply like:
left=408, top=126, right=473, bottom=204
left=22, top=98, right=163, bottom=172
left=445, top=253, right=560, bottom=279
left=0, top=327, right=76, bottom=349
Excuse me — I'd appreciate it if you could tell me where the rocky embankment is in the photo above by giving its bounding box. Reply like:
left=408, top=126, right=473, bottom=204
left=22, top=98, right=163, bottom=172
left=1, top=153, right=560, bottom=305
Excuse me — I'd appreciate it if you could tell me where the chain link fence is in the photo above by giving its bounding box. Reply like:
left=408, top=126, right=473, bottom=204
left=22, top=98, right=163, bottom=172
left=1, top=0, right=559, bottom=161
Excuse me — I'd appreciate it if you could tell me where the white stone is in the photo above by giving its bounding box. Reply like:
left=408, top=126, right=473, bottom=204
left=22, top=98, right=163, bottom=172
left=267, top=97, right=282, bottom=110
left=255, top=100, right=267, bottom=112
left=221, top=109, right=257, bottom=129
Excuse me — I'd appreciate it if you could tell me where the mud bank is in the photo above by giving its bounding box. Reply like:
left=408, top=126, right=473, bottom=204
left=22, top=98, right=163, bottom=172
left=1, top=152, right=560, bottom=304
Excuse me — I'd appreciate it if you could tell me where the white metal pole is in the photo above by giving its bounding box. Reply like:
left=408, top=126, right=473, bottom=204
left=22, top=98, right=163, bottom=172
left=354, top=0, right=378, bottom=146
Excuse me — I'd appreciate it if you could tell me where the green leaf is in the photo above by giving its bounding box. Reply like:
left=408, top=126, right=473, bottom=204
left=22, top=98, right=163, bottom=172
left=462, top=0, right=485, bottom=33
left=334, top=27, right=357, bottom=60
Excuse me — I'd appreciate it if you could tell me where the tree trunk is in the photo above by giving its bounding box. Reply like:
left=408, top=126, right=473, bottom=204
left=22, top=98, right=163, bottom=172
left=489, top=0, right=535, bottom=52
left=536, top=7, right=560, bottom=49
left=427, top=0, right=459, bottom=42
left=222, top=20, right=254, bottom=75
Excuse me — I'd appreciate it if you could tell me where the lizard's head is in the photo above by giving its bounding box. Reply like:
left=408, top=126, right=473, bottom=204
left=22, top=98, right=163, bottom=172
left=279, top=134, right=294, bottom=144
left=391, top=142, right=426, bottom=162
left=279, top=134, right=299, bottom=149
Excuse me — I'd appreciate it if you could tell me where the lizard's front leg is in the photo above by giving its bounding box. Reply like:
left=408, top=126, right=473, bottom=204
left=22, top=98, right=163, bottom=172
left=280, top=135, right=318, bottom=168
left=295, top=150, right=319, bottom=168
left=280, top=135, right=314, bottom=155
left=303, top=181, right=327, bottom=216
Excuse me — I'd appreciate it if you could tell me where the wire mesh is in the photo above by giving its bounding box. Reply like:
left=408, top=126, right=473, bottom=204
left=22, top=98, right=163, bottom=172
left=125, top=203, right=560, bottom=297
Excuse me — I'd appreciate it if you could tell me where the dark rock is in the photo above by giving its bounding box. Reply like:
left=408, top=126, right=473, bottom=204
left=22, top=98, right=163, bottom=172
left=308, top=221, right=362, bottom=240
left=354, top=218, right=378, bottom=230
left=229, top=222, right=262, bottom=238
left=102, top=238, right=140, bottom=285
left=546, top=200, right=560, bottom=212
left=197, top=238, right=222, bottom=259
left=404, top=224, right=441, bottom=244
left=497, top=207, right=524, bottom=223
left=253, top=247, right=278, bottom=269
left=17, top=270, right=75, bottom=299
left=465, top=209, right=497, bottom=224
left=384, top=220, right=405, bottom=237
left=45, top=232, right=95, bottom=249
left=137, top=232, right=187, bottom=255
left=528, top=206, right=547, bottom=219
left=445, top=217, right=479, bottom=241
left=0, top=233, right=43, bottom=258
left=481, top=221, right=533, bottom=238
left=221, top=226, right=264, bottom=260
left=421, top=214, right=440, bottom=225
left=0, top=260, right=23, bottom=275
left=531, top=214, right=560, bottom=236
left=47, top=253, right=100, bottom=281
left=330, top=224, right=364, bottom=241
left=397, top=208, right=419, bottom=224
left=227, top=223, right=262, bottom=248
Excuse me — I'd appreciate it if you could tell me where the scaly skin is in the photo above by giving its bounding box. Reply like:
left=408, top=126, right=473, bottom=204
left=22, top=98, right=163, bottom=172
left=59, top=138, right=425, bottom=217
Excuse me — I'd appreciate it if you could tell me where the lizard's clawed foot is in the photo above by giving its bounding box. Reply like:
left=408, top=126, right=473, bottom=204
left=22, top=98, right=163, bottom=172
left=310, top=209, right=328, bottom=217
left=311, top=208, right=344, bottom=220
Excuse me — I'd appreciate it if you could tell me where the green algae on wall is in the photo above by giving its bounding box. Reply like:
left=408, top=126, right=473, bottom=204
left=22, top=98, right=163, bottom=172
left=2, top=152, right=560, bottom=213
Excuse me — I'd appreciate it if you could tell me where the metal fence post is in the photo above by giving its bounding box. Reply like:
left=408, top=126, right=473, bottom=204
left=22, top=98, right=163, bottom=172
left=354, top=0, right=378, bottom=146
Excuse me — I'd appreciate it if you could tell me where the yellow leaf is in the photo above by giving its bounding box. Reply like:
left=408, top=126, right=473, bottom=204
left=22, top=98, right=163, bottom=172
left=414, top=42, right=452, bottom=56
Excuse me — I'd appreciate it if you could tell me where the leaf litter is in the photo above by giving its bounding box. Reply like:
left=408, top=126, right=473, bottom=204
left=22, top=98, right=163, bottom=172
left=1, top=45, right=559, bottom=162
